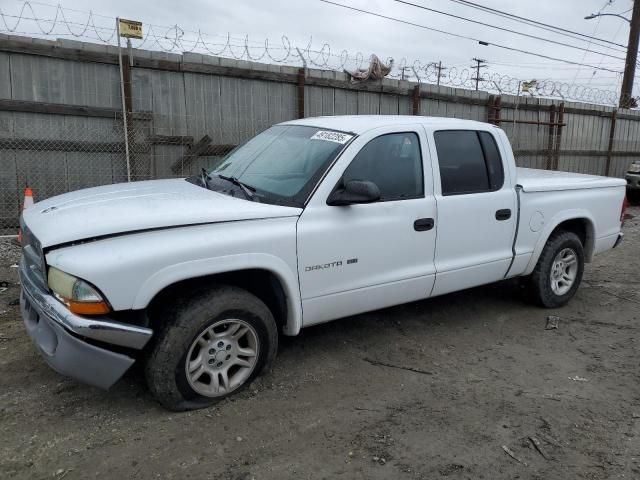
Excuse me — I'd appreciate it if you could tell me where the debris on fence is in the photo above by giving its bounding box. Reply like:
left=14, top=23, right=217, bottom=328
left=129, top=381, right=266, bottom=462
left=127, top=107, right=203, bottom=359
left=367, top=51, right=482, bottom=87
left=345, top=55, right=393, bottom=82
left=545, top=316, right=560, bottom=330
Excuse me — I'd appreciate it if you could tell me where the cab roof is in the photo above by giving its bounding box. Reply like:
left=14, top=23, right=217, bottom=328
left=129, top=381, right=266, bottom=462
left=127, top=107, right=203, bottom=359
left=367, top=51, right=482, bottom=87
left=280, top=115, right=494, bottom=135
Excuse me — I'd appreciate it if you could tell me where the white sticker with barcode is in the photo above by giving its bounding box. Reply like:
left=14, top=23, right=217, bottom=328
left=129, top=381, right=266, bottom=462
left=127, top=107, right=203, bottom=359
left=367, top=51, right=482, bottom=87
left=310, top=130, right=353, bottom=144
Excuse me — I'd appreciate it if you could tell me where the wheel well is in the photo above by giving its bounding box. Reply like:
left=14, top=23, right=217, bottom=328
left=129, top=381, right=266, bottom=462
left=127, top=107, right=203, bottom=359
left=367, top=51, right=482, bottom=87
left=550, top=218, right=595, bottom=261
left=147, top=269, right=288, bottom=332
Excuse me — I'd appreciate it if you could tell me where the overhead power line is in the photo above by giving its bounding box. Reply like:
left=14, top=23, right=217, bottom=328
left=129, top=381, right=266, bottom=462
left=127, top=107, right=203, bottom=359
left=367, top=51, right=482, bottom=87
left=390, top=0, right=626, bottom=61
left=318, top=0, right=624, bottom=74
left=440, top=0, right=628, bottom=50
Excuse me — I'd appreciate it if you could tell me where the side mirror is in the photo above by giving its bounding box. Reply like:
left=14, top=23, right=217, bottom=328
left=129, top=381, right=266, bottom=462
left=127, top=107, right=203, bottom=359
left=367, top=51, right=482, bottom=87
left=327, top=180, right=381, bottom=206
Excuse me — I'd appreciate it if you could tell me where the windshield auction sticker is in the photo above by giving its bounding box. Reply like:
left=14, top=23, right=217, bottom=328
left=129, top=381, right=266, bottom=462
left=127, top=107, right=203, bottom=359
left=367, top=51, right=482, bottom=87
left=310, top=130, right=353, bottom=144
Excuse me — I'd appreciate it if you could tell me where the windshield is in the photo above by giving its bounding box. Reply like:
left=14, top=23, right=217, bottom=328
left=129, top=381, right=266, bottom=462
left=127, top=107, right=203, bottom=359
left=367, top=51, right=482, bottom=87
left=208, top=125, right=354, bottom=207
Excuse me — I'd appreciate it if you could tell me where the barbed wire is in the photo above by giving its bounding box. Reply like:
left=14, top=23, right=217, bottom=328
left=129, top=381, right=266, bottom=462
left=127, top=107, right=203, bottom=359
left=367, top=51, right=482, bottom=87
left=0, top=0, right=630, bottom=106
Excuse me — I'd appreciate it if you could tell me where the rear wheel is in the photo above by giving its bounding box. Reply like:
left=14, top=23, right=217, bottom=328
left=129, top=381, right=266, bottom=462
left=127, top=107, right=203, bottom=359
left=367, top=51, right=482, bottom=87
left=145, top=285, right=278, bottom=411
left=528, top=231, right=584, bottom=308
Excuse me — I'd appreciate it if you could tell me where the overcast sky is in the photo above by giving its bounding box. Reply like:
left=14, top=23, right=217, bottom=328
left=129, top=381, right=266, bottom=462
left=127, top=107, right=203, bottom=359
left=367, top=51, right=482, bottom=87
left=3, top=0, right=636, bottom=95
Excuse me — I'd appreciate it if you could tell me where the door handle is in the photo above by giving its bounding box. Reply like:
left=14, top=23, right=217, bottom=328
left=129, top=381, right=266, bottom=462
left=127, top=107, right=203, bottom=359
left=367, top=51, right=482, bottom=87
left=495, top=209, right=512, bottom=221
left=414, top=218, right=435, bottom=231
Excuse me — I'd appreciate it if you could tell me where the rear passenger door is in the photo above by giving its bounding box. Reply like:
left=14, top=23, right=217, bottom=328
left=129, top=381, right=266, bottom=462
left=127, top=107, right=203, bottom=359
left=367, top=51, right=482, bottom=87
left=429, top=128, right=517, bottom=296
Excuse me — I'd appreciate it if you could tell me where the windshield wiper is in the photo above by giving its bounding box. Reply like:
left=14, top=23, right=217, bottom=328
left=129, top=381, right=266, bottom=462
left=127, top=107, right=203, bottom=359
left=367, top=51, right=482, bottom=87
left=217, top=174, right=257, bottom=201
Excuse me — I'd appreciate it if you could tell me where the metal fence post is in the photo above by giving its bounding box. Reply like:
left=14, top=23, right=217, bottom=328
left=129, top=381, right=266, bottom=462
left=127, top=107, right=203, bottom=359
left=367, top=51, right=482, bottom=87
left=116, top=18, right=132, bottom=182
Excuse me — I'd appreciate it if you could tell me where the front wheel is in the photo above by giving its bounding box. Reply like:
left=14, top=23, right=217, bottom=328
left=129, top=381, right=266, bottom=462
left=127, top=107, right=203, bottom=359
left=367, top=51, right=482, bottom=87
left=145, top=285, right=278, bottom=411
left=528, top=231, right=584, bottom=308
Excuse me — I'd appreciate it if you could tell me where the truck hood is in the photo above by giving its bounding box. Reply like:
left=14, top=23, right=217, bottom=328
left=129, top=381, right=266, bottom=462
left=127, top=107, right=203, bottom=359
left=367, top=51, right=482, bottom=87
left=23, top=179, right=302, bottom=247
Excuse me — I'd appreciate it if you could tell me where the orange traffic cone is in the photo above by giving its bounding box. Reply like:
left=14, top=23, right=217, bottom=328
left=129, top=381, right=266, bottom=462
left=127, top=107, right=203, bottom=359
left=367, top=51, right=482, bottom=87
left=22, top=187, right=34, bottom=210
left=17, top=186, right=34, bottom=244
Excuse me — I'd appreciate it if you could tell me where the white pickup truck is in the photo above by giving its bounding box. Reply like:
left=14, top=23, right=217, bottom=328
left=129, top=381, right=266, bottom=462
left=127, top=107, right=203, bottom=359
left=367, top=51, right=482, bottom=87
left=20, top=116, right=627, bottom=410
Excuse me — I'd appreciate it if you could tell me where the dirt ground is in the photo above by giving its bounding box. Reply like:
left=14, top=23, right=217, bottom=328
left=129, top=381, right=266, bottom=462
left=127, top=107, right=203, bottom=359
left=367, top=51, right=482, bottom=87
left=0, top=207, right=639, bottom=480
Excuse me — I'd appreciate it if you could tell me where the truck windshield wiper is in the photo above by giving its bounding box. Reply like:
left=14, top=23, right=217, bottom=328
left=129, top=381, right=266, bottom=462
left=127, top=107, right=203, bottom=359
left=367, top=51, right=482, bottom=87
left=217, top=174, right=257, bottom=201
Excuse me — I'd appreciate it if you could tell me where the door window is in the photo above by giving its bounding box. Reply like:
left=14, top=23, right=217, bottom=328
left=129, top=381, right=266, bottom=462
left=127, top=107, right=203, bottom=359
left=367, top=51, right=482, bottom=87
left=341, top=132, right=424, bottom=201
left=434, top=130, right=504, bottom=195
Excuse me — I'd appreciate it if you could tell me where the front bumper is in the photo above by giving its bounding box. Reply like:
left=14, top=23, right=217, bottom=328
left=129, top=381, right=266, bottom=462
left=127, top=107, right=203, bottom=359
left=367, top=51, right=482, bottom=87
left=19, top=258, right=153, bottom=389
left=626, top=172, right=640, bottom=190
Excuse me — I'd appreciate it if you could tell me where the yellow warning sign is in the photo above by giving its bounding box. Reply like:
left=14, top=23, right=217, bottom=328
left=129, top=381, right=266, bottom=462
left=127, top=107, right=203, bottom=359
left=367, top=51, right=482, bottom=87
left=118, top=19, right=143, bottom=39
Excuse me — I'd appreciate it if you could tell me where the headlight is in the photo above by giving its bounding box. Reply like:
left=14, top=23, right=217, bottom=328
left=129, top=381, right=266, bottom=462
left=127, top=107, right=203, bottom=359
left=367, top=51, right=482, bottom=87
left=629, top=163, right=640, bottom=173
left=47, top=267, right=111, bottom=315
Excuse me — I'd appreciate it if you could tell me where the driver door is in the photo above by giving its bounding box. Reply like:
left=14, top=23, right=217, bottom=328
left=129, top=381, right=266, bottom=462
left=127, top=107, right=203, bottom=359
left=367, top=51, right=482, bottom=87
left=296, top=126, right=438, bottom=327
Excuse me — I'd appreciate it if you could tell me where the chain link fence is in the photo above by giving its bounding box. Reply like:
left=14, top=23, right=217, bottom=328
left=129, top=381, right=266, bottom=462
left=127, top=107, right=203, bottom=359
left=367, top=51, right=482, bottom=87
left=0, top=113, right=260, bottom=234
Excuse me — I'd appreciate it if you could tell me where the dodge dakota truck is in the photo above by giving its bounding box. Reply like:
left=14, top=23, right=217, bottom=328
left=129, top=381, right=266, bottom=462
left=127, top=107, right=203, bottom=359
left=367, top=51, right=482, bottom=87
left=19, top=116, right=627, bottom=410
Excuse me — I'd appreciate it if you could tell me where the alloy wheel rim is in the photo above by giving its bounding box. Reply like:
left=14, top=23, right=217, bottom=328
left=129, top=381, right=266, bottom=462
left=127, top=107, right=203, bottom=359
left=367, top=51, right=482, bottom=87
left=550, top=248, right=578, bottom=296
left=185, top=319, right=259, bottom=397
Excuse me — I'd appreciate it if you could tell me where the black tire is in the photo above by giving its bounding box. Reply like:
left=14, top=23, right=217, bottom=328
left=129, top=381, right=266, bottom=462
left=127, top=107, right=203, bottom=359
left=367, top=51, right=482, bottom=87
left=528, top=230, right=585, bottom=308
left=145, top=285, right=278, bottom=411
left=627, top=189, right=640, bottom=204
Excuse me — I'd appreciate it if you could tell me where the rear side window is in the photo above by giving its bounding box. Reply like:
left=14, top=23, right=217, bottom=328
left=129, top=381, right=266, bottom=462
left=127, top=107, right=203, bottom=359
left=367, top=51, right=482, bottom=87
left=434, top=130, right=504, bottom=195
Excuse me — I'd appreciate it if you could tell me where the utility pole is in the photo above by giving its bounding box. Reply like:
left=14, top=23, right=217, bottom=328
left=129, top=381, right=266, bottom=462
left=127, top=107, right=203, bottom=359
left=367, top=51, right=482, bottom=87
left=471, top=58, right=487, bottom=91
left=620, top=0, right=640, bottom=108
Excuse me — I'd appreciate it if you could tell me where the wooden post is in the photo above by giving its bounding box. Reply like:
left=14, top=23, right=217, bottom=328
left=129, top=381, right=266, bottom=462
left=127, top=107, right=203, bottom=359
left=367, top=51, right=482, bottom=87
left=553, top=102, right=565, bottom=171
left=605, top=109, right=617, bottom=176
left=412, top=84, right=421, bottom=115
left=487, top=95, right=502, bottom=125
left=546, top=104, right=556, bottom=170
left=297, top=68, right=305, bottom=119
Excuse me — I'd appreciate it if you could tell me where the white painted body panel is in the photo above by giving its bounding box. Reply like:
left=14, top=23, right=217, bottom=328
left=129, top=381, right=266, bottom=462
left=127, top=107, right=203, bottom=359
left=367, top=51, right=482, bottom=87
left=511, top=187, right=625, bottom=276
left=297, top=125, right=437, bottom=326
left=21, top=116, right=626, bottom=337
left=23, top=178, right=301, bottom=247
left=428, top=126, right=518, bottom=297
left=516, top=167, right=626, bottom=192
left=45, top=218, right=303, bottom=334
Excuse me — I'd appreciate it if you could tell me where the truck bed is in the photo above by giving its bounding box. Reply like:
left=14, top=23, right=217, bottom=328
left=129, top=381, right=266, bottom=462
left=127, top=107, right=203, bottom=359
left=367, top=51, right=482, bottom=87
left=516, top=167, right=626, bottom=192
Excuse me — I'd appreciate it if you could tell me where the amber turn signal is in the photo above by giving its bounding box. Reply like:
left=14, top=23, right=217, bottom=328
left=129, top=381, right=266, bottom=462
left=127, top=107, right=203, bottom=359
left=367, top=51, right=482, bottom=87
left=67, top=300, right=111, bottom=316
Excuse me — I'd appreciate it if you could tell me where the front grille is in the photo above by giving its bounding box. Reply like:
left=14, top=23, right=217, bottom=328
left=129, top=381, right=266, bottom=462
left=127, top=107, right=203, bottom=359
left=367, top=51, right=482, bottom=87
left=21, top=292, right=40, bottom=328
left=20, top=221, right=47, bottom=291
